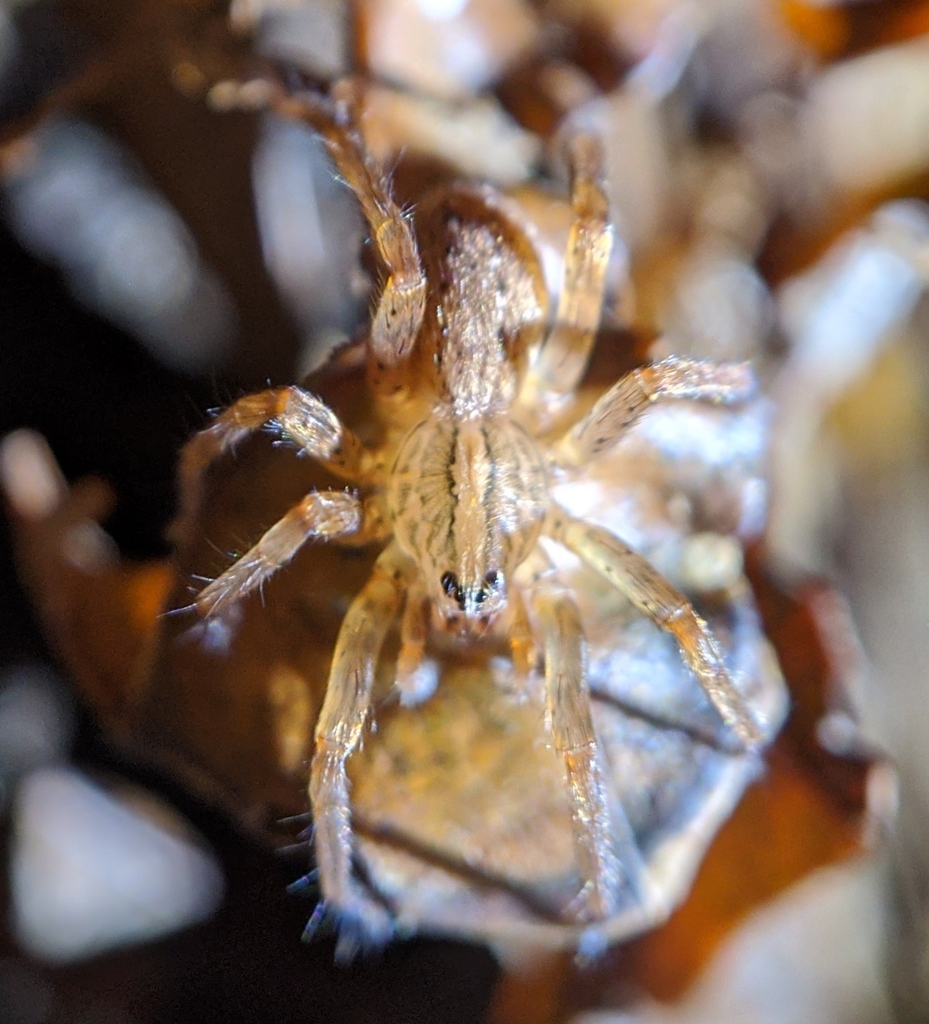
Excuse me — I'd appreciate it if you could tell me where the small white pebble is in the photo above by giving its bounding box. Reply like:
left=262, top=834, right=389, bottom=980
left=0, top=430, right=65, bottom=520
left=677, top=533, right=744, bottom=593
left=10, top=767, right=224, bottom=963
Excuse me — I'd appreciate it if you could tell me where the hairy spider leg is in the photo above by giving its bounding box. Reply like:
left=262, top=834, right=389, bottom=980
left=309, top=543, right=410, bottom=943
left=269, top=81, right=427, bottom=368
left=547, top=508, right=762, bottom=749
left=555, top=356, right=756, bottom=466
left=533, top=585, right=625, bottom=920
left=193, top=490, right=369, bottom=619
left=174, top=385, right=366, bottom=547
left=521, top=133, right=614, bottom=405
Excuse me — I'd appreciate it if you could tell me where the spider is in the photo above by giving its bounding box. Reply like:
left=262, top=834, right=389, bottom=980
left=176, top=78, right=763, bottom=948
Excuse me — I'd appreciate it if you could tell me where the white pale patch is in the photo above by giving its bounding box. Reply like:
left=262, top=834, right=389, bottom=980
left=572, top=861, right=890, bottom=1024
left=397, top=657, right=440, bottom=707
left=417, top=0, right=468, bottom=20
left=10, top=767, right=224, bottom=963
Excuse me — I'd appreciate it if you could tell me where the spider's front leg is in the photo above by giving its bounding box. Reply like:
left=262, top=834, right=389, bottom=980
left=533, top=584, right=630, bottom=921
left=174, top=386, right=366, bottom=546
left=555, top=356, right=756, bottom=466
left=310, top=543, right=411, bottom=952
left=547, top=508, right=762, bottom=749
left=193, top=490, right=386, bottom=620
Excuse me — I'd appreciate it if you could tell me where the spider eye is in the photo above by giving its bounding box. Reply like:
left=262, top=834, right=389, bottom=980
left=441, top=571, right=459, bottom=598
left=474, top=588, right=487, bottom=605
left=483, top=570, right=501, bottom=589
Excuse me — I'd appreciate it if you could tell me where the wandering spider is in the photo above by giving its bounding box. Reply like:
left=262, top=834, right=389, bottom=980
left=177, top=79, right=764, bottom=949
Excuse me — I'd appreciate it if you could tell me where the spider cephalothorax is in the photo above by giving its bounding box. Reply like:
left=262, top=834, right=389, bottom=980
left=389, top=410, right=547, bottom=627
left=177, top=79, right=764, bottom=949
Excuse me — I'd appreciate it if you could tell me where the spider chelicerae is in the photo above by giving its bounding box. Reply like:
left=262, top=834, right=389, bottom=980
left=177, top=78, right=763, bottom=948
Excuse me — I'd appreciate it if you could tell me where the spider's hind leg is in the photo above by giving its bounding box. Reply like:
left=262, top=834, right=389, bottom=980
left=520, top=133, right=615, bottom=407
left=250, top=80, right=427, bottom=368
left=209, top=76, right=427, bottom=388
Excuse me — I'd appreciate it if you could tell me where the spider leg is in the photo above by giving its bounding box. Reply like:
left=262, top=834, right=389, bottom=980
left=174, top=385, right=365, bottom=546
left=533, top=584, right=625, bottom=920
left=555, top=356, right=755, bottom=466
left=310, top=543, right=410, bottom=945
left=546, top=507, right=762, bottom=748
left=522, top=134, right=614, bottom=403
left=246, top=81, right=426, bottom=367
left=192, top=489, right=377, bottom=620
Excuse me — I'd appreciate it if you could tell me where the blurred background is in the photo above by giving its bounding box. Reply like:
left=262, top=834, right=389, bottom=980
left=0, top=1, right=927, bottom=1022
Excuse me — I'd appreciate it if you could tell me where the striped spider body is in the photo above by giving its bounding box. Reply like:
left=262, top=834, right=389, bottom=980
left=176, top=80, right=764, bottom=955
